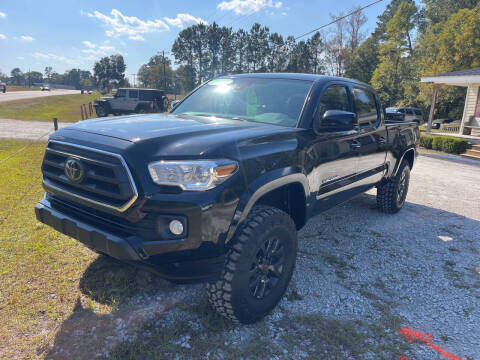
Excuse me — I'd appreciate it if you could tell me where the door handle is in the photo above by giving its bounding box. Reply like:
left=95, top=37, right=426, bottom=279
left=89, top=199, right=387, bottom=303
left=350, top=140, right=361, bottom=149
left=377, top=136, right=386, bottom=144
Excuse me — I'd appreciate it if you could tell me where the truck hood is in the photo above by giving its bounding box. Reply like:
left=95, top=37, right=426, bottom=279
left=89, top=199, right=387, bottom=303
left=61, top=113, right=287, bottom=143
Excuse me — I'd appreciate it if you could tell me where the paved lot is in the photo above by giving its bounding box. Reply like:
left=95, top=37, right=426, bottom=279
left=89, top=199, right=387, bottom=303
left=0, top=89, right=79, bottom=103
left=42, top=155, right=480, bottom=359
left=0, top=118, right=70, bottom=139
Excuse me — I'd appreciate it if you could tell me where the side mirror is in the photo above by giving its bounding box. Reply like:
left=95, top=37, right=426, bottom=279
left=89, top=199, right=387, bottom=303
left=314, top=110, right=357, bottom=133
left=171, top=100, right=180, bottom=109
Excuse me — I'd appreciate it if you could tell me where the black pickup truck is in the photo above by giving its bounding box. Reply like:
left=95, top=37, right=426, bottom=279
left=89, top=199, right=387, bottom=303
left=35, top=73, right=419, bottom=324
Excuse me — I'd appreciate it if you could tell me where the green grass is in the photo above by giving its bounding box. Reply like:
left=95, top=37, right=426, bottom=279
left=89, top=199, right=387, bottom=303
left=4, top=85, right=41, bottom=92
left=0, top=93, right=101, bottom=122
left=0, top=139, right=162, bottom=359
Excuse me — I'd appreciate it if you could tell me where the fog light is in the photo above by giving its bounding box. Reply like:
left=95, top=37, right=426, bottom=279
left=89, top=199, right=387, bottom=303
left=169, top=220, right=184, bottom=235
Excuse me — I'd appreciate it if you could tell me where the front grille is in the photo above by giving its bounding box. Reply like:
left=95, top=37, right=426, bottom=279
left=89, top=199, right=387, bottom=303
left=42, top=140, right=138, bottom=212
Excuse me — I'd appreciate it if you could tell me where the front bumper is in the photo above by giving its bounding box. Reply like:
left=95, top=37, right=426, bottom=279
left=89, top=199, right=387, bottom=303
left=35, top=199, right=142, bottom=261
left=35, top=198, right=227, bottom=281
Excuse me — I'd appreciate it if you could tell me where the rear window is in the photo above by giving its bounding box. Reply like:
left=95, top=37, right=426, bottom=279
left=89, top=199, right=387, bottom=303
left=128, top=89, right=139, bottom=98
left=139, top=90, right=154, bottom=101
left=414, top=109, right=422, bottom=115
left=353, top=88, right=378, bottom=126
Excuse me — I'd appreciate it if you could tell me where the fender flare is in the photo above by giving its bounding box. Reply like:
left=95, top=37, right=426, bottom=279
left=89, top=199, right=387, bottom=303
left=392, top=147, right=416, bottom=176
left=225, top=170, right=310, bottom=244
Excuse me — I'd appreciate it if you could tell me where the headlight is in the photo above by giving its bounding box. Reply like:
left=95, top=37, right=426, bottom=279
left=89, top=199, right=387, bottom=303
left=148, top=160, right=238, bottom=191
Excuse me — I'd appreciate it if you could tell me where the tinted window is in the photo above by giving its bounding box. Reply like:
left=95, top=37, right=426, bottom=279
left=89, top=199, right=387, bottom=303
left=128, top=89, right=139, bottom=98
left=139, top=90, right=154, bottom=101
left=353, top=88, right=378, bottom=126
left=173, top=78, right=313, bottom=127
left=397, top=108, right=405, bottom=113
left=116, top=89, right=126, bottom=98
left=414, top=109, right=422, bottom=115
left=318, top=85, right=350, bottom=117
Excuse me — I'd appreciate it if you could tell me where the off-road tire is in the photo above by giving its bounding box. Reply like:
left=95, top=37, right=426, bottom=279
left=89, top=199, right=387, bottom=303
left=95, top=105, right=108, bottom=117
left=377, top=159, right=410, bottom=213
left=206, top=205, right=297, bottom=324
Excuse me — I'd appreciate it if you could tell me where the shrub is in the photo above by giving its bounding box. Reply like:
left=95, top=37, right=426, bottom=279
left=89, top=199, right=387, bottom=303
left=441, top=137, right=468, bottom=154
left=420, top=134, right=434, bottom=149
left=432, top=136, right=445, bottom=151
left=425, top=135, right=468, bottom=154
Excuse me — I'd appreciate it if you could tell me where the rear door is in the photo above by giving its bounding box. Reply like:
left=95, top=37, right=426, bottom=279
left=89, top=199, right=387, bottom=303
left=307, top=83, right=361, bottom=209
left=352, top=86, right=387, bottom=188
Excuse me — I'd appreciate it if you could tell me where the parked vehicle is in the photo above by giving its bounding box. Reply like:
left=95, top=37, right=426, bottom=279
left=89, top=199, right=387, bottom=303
left=35, top=74, right=419, bottom=324
left=385, top=107, right=424, bottom=124
left=94, top=88, right=169, bottom=117
left=41, top=85, right=50, bottom=91
left=0, top=82, right=5, bottom=93
left=431, top=118, right=455, bottom=129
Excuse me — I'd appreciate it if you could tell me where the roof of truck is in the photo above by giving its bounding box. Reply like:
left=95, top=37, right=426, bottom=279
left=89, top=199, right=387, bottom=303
left=219, top=73, right=370, bottom=86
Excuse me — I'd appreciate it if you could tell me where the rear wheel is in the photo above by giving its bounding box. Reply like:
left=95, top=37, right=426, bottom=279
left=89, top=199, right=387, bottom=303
left=377, top=159, right=410, bottom=213
left=206, top=205, right=297, bottom=324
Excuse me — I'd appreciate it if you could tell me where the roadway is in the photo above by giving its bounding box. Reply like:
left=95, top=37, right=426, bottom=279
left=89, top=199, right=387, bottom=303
left=0, top=89, right=80, bottom=103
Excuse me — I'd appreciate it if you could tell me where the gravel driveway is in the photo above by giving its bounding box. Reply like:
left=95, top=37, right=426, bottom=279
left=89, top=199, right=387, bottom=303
left=0, top=89, right=79, bottom=103
left=44, top=155, right=480, bottom=359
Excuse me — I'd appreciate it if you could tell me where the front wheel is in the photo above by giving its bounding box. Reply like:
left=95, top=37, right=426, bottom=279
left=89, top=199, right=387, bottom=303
left=377, top=159, right=410, bottom=213
left=206, top=205, right=297, bottom=324
left=95, top=105, right=108, bottom=117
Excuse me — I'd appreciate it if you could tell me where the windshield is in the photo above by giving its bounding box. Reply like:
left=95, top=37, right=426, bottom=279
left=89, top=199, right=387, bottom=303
left=172, top=77, right=312, bottom=127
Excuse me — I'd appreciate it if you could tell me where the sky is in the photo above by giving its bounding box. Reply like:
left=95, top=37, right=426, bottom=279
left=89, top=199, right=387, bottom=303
left=0, top=0, right=388, bottom=83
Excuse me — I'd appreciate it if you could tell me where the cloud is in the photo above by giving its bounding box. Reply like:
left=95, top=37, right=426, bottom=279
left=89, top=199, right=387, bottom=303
left=164, top=13, right=207, bottom=29
left=20, top=35, right=35, bottom=41
left=0, top=11, right=6, bottom=19
left=128, top=34, right=144, bottom=41
left=0, top=34, right=5, bottom=40
left=217, top=0, right=282, bottom=15
left=87, top=9, right=169, bottom=39
left=17, top=56, right=25, bottom=60
left=32, top=52, right=79, bottom=65
left=81, top=40, right=116, bottom=55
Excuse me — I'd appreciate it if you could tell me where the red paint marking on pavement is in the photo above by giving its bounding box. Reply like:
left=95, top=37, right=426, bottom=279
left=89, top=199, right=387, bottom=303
left=399, top=328, right=463, bottom=360
left=398, top=356, right=409, bottom=360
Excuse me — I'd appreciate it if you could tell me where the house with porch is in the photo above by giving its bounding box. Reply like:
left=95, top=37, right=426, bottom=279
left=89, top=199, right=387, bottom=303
left=421, top=67, right=480, bottom=159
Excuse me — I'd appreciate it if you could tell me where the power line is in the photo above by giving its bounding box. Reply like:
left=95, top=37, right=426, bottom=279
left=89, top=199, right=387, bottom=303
left=294, top=0, right=384, bottom=41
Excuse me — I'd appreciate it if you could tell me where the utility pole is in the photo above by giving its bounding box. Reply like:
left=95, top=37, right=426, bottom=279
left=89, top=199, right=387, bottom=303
left=130, top=73, right=136, bottom=87
left=162, top=50, right=166, bottom=90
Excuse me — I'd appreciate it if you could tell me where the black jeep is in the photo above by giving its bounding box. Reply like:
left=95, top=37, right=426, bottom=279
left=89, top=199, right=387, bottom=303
left=94, top=88, right=169, bottom=117
left=36, top=73, right=419, bottom=324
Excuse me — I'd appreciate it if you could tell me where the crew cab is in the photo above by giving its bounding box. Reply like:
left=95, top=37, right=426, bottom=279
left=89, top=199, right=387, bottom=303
left=35, top=73, right=419, bottom=324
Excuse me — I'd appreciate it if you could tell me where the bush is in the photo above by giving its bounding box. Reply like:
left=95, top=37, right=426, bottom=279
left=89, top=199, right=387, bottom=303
left=442, top=137, right=468, bottom=154
left=432, top=136, right=444, bottom=151
left=423, top=135, right=468, bottom=154
left=420, top=134, right=434, bottom=149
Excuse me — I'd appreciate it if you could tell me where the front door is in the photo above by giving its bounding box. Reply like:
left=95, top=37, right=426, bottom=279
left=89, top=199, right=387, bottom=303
left=305, top=83, right=361, bottom=211
left=352, top=86, right=387, bottom=188
left=110, top=89, right=127, bottom=111
left=127, top=89, right=139, bottom=111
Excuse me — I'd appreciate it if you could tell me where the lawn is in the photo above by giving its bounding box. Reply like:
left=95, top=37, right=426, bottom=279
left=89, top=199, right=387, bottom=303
left=0, top=139, right=163, bottom=359
left=0, top=93, right=101, bottom=122
left=4, top=86, right=41, bottom=92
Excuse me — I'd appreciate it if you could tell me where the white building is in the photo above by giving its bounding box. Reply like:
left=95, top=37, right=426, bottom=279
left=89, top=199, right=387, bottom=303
left=421, top=67, right=480, bottom=138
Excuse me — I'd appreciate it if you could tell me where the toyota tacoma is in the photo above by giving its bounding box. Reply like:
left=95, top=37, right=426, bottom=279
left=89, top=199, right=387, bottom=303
left=35, top=73, right=419, bottom=324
